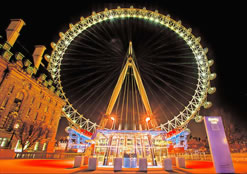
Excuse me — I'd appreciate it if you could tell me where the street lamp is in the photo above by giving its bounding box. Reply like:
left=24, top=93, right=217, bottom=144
left=65, top=136, right=70, bottom=152
left=111, top=116, right=115, bottom=130
left=145, top=117, right=150, bottom=130
left=8, top=123, right=19, bottom=149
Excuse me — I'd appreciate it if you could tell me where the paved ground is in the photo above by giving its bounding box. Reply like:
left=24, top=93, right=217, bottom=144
left=0, top=159, right=246, bottom=173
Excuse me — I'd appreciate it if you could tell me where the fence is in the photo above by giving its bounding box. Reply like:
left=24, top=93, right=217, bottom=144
left=168, top=152, right=247, bottom=162
left=168, top=152, right=212, bottom=161
left=15, top=152, right=84, bottom=159
left=15, top=152, right=247, bottom=162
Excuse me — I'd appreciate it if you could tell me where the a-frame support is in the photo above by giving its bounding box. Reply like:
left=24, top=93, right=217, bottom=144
left=99, top=41, right=157, bottom=129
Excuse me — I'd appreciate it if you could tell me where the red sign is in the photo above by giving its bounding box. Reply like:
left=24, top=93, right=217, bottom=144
left=80, top=129, right=93, bottom=137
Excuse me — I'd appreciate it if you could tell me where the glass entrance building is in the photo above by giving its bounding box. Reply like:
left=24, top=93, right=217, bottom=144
left=92, top=130, right=168, bottom=167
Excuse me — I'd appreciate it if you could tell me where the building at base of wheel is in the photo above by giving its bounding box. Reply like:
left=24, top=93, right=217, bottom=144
left=0, top=19, right=65, bottom=152
left=66, top=127, right=189, bottom=167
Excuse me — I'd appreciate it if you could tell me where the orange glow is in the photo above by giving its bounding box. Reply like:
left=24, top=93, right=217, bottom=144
left=110, top=116, right=115, bottom=121
left=0, top=159, right=247, bottom=173
left=14, top=123, right=20, bottom=129
left=20, top=159, right=74, bottom=168
left=185, top=161, right=213, bottom=169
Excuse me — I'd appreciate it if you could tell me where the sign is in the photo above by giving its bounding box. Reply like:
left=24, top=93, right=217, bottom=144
left=204, top=116, right=234, bottom=173
left=80, top=129, right=93, bottom=137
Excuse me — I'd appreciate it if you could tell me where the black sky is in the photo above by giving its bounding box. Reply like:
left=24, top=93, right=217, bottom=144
left=0, top=1, right=246, bottom=139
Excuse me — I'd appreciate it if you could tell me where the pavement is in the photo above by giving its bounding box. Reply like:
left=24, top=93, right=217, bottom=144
left=0, top=159, right=247, bottom=174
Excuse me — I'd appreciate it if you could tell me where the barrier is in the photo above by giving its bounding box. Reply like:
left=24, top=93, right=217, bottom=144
left=176, top=157, right=185, bottom=168
left=88, top=157, right=97, bottom=170
left=163, top=158, right=172, bottom=171
left=73, top=156, right=82, bottom=168
left=114, top=158, right=122, bottom=171
left=139, top=158, right=147, bottom=171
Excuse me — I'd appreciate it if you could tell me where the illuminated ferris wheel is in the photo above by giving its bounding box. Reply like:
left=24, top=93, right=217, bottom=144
left=47, top=6, right=216, bottom=133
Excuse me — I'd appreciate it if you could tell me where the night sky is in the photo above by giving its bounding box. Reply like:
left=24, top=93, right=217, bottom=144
left=0, top=1, right=246, bottom=139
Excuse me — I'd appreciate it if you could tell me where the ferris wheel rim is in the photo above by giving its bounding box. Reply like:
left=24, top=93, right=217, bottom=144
left=48, top=7, right=215, bottom=132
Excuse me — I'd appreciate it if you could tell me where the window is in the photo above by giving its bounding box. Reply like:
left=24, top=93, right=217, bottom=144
left=15, top=92, right=24, bottom=101
left=27, top=108, right=31, bottom=116
left=0, top=138, right=8, bottom=147
left=38, top=103, right=42, bottom=109
left=42, top=143, right=47, bottom=151
left=31, top=97, right=35, bottom=104
left=44, top=106, right=48, bottom=113
left=0, top=97, right=8, bottom=108
left=45, top=131, right=49, bottom=139
left=3, top=92, right=24, bottom=129
left=34, top=142, right=39, bottom=151
left=34, top=113, right=38, bottom=120
left=15, top=140, right=22, bottom=152
left=8, top=85, right=15, bottom=94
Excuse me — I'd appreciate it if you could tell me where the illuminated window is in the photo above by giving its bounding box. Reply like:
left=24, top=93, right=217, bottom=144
left=14, top=140, right=22, bottom=152
left=24, top=141, right=29, bottom=150
left=34, top=142, right=39, bottom=151
left=0, top=138, right=4, bottom=147
left=42, top=143, right=47, bottom=151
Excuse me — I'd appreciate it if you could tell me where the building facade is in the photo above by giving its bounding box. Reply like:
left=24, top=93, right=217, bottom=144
left=0, top=19, right=65, bottom=152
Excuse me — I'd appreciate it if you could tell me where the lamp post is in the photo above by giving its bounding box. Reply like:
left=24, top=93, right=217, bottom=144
left=111, top=116, right=115, bottom=130
left=145, top=117, right=150, bottom=130
left=65, top=136, right=70, bottom=152
left=8, top=123, right=19, bottom=149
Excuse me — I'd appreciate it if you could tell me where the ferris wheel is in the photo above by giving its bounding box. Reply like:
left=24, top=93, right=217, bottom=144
left=47, top=6, right=216, bottom=133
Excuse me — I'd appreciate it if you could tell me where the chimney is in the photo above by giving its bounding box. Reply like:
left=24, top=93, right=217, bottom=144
left=32, top=45, right=46, bottom=70
left=6, top=19, right=25, bottom=47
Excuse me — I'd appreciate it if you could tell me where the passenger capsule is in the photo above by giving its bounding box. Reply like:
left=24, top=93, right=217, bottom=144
left=208, top=87, right=216, bottom=94
left=209, top=73, right=217, bottom=80
left=195, top=115, right=203, bottom=123
left=204, top=101, right=212, bottom=109
left=208, top=59, right=214, bottom=67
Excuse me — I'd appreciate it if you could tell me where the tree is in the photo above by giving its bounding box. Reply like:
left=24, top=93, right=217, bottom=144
left=15, top=120, right=48, bottom=152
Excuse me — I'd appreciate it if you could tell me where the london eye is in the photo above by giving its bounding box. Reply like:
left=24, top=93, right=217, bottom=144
left=48, top=6, right=216, bottom=133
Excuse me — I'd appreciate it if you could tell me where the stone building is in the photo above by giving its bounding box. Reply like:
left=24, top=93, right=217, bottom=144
left=0, top=19, right=65, bottom=152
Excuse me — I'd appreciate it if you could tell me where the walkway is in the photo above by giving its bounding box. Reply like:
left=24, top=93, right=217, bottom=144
left=0, top=159, right=247, bottom=173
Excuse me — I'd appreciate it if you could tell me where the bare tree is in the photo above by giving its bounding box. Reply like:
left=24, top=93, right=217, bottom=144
left=15, top=120, right=49, bottom=152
